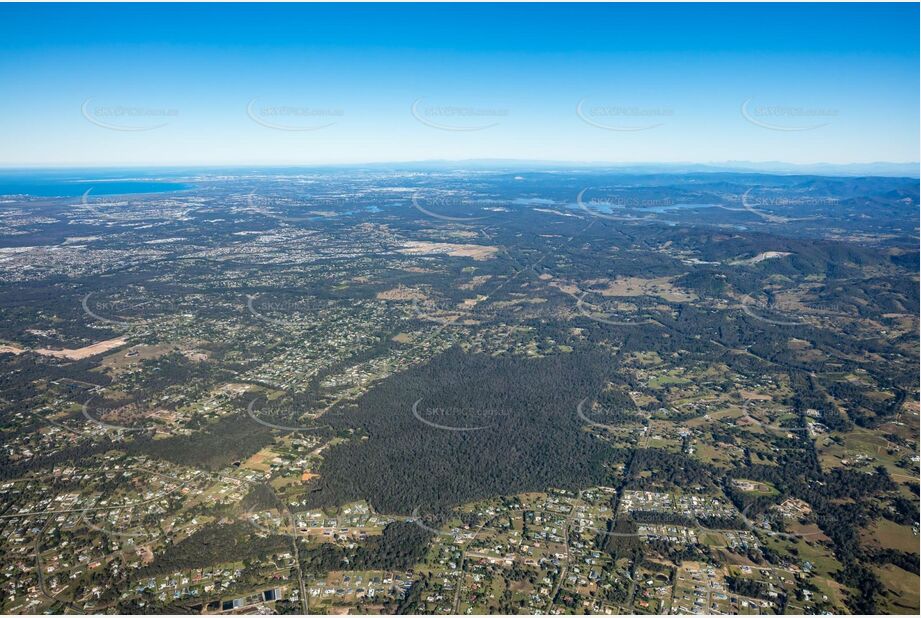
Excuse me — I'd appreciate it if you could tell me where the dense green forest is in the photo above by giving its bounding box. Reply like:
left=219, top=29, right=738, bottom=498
left=306, top=347, right=625, bottom=513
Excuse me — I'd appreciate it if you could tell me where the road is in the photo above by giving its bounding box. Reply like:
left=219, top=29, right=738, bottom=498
left=1, top=468, right=202, bottom=520
left=451, top=513, right=504, bottom=613
left=285, top=509, right=309, bottom=614
left=544, top=503, right=578, bottom=614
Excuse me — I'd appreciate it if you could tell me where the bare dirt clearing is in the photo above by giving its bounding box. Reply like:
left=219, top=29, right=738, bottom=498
left=398, top=241, right=498, bottom=261
left=34, top=336, right=128, bottom=360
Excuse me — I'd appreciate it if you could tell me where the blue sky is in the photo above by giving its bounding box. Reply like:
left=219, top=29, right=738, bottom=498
left=0, top=2, right=917, bottom=166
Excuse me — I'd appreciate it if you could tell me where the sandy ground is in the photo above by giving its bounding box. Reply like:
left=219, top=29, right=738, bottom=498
left=34, top=336, right=127, bottom=360
left=731, top=251, right=793, bottom=265
left=376, top=285, right=428, bottom=301
left=398, top=240, right=498, bottom=261
left=584, top=276, right=697, bottom=302
left=458, top=275, right=493, bottom=290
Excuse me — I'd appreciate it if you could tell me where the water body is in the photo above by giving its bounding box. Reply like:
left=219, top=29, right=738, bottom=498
left=564, top=200, right=719, bottom=215
left=0, top=179, right=189, bottom=197
left=645, top=202, right=718, bottom=213
left=512, top=197, right=557, bottom=205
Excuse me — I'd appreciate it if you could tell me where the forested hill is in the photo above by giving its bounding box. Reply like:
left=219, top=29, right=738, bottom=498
left=306, top=347, right=626, bottom=513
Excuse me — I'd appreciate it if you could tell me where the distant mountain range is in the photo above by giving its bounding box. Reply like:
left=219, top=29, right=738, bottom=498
left=355, top=159, right=920, bottom=178
left=1, top=160, right=918, bottom=179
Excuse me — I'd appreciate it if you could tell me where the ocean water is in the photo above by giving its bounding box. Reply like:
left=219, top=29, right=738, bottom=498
left=646, top=202, right=717, bottom=213
left=0, top=179, right=189, bottom=197
left=0, top=168, right=192, bottom=197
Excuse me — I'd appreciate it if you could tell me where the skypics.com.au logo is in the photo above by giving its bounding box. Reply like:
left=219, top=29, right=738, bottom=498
left=82, top=98, right=178, bottom=131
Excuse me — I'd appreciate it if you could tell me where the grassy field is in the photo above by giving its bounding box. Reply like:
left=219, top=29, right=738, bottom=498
left=874, top=564, right=920, bottom=614
left=860, top=518, right=919, bottom=552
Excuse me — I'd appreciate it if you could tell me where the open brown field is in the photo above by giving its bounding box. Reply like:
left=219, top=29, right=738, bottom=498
left=34, top=336, right=127, bottom=360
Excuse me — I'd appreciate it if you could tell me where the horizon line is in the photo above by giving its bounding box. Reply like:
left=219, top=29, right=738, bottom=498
left=0, top=159, right=918, bottom=170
